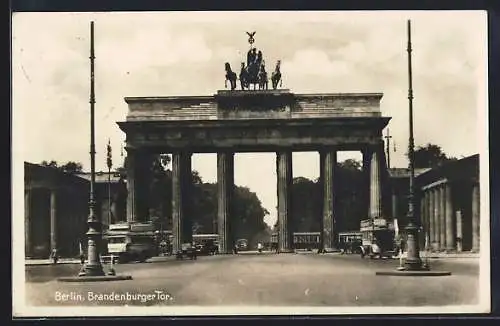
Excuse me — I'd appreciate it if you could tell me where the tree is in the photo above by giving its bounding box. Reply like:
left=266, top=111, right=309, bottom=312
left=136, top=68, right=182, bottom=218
left=40, top=160, right=83, bottom=174
left=59, top=161, right=83, bottom=174
left=412, top=143, right=456, bottom=169
left=289, top=159, right=365, bottom=235
left=338, top=158, right=362, bottom=171
left=41, top=160, right=58, bottom=168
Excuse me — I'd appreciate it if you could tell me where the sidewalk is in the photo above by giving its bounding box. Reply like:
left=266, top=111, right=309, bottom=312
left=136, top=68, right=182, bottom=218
left=25, top=258, right=82, bottom=266
left=418, top=251, right=480, bottom=259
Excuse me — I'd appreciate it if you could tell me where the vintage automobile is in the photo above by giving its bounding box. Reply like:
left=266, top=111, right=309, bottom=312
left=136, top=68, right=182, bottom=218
left=105, top=222, right=157, bottom=263
left=359, top=219, right=396, bottom=259
left=195, top=240, right=219, bottom=256
left=176, top=243, right=198, bottom=260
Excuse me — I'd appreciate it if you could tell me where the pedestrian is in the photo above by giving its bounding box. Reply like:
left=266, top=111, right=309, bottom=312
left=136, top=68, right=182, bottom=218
left=50, top=248, right=59, bottom=264
left=79, top=242, right=85, bottom=265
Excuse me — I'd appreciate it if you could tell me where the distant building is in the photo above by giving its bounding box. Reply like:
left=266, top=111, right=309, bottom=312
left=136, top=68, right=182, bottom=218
left=388, top=154, right=480, bottom=252
left=24, top=162, right=127, bottom=259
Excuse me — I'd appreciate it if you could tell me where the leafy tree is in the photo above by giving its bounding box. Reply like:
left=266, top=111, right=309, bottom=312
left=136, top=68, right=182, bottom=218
left=289, top=159, right=365, bottom=235
left=41, top=160, right=58, bottom=168
left=411, top=143, right=457, bottom=169
left=40, top=160, right=83, bottom=174
left=338, top=158, right=362, bottom=171
left=59, top=161, right=83, bottom=174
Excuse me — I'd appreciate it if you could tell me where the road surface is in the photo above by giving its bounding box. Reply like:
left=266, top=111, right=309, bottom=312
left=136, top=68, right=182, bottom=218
left=24, top=252, right=480, bottom=307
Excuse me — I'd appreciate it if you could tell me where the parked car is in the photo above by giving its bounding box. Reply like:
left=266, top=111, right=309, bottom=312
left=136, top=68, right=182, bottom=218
left=195, top=242, right=218, bottom=256
left=176, top=243, right=197, bottom=260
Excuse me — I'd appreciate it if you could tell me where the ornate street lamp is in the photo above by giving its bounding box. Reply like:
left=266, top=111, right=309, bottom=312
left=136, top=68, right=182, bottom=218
left=79, top=21, right=105, bottom=277
left=401, top=19, right=425, bottom=271
left=59, top=22, right=131, bottom=282
left=376, top=20, right=451, bottom=277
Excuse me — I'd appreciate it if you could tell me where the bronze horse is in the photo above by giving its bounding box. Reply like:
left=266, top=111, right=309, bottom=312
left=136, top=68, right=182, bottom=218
left=224, top=62, right=237, bottom=90
left=258, top=64, right=268, bottom=90
left=271, top=60, right=282, bottom=90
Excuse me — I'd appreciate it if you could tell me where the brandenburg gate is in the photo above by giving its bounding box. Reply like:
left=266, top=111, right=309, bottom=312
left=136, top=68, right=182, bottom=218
left=117, top=34, right=390, bottom=254
left=117, top=89, right=390, bottom=254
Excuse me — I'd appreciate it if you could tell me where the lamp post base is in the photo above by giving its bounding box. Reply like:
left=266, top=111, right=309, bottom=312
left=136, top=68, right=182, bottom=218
left=78, top=263, right=105, bottom=277
left=58, top=275, right=133, bottom=282
left=375, top=270, right=451, bottom=276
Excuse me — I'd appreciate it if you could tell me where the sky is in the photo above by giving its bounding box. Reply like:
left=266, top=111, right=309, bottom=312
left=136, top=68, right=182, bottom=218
left=12, top=11, right=487, bottom=227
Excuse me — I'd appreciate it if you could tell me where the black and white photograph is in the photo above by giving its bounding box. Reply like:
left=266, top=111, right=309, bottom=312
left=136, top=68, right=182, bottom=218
left=12, top=10, right=489, bottom=316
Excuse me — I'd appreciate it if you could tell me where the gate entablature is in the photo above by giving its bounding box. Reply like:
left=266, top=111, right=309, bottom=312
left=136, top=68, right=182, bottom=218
left=122, top=91, right=384, bottom=122
left=118, top=91, right=389, bottom=153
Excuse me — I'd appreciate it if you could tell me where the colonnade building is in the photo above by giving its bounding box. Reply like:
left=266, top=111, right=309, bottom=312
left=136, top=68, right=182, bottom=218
left=389, top=154, right=480, bottom=252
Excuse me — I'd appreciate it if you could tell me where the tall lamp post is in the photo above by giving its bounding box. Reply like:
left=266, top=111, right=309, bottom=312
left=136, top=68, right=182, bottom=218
left=107, top=139, right=113, bottom=225
left=403, top=19, right=425, bottom=271
left=80, top=21, right=105, bottom=277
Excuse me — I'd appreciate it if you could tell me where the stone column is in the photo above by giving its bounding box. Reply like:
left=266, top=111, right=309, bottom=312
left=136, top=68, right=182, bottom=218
left=182, top=153, right=193, bottom=244
left=362, top=149, right=372, bottom=219
left=172, top=152, right=192, bottom=253
left=471, top=183, right=480, bottom=252
left=25, top=190, right=32, bottom=257
left=419, top=193, right=426, bottom=249
left=439, top=186, right=446, bottom=251
left=391, top=191, right=398, bottom=220
left=369, top=146, right=382, bottom=219
left=50, top=189, right=57, bottom=253
left=320, top=150, right=337, bottom=251
left=110, top=200, right=117, bottom=224
left=433, top=188, right=441, bottom=250
left=428, top=189, right=435, bottom=248
left=135, top=152, right=153, bottom=222
left=217, top=151, right=234, bottom=254
left=456, top=210, right=463, bottom=252
left=276, top=150, right=293, bottom=253
left=126, top=149, right=137, bottom=223
left=445, top=183, right=455, bottom=251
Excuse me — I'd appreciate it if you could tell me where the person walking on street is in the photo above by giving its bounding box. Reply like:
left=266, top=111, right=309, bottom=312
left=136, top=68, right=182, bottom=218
left=79, top=241, right=85, bottom=264
left=50, top=248, right=59, bottom=264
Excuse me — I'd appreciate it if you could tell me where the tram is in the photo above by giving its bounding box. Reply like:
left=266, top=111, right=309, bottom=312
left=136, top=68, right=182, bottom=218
left=270, top=232, right=321, bottom=251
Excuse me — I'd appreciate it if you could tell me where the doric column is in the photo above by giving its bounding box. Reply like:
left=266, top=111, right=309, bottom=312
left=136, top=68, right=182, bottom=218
left=456, top=210, right=463, bottom=252
left=135, top=152, right=153, bottom=222
left=433, top=188, right=441, bottom=250
left=472, top=183, right=480, bottom=252
left=439, top=185, right=446, bottom=251
left=50, top=189, right=57, bottom=253
left=217, top=151, right=234, bottom=254
left=182, top=153, right=193, bottom=244
left=428, top=188, right=435, bottom=248
left=362, top=149, right=371, bottom=219
left=445, top=183, right=455, bottom=251
left=419, top=192, right=426, bottom=249
left=276, top=150, right=293, bottom=252
left=25, top=190, right=32, bottom=257
left=125, top=149, right=137, bottom=223
left=391, top=191, right=398, bottom=220
left=171, top=152, right=192, bottom=253
left=320, top=150, right=337, bottom=251
left=369, top=145, right=383, bottom=219
left=110, top=200, right=117, bottom=225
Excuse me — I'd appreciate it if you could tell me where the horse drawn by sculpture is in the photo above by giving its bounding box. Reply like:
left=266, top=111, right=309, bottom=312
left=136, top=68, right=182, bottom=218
left=225, top=31, right=282, bottom=91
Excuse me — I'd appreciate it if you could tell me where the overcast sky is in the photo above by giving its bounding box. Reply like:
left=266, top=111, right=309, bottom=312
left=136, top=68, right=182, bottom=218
left=12, top=11, right=487, bottom=227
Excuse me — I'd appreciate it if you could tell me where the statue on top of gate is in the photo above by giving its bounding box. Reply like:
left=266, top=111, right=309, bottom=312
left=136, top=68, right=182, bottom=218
left=224, top=31, right=282, bottom=91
